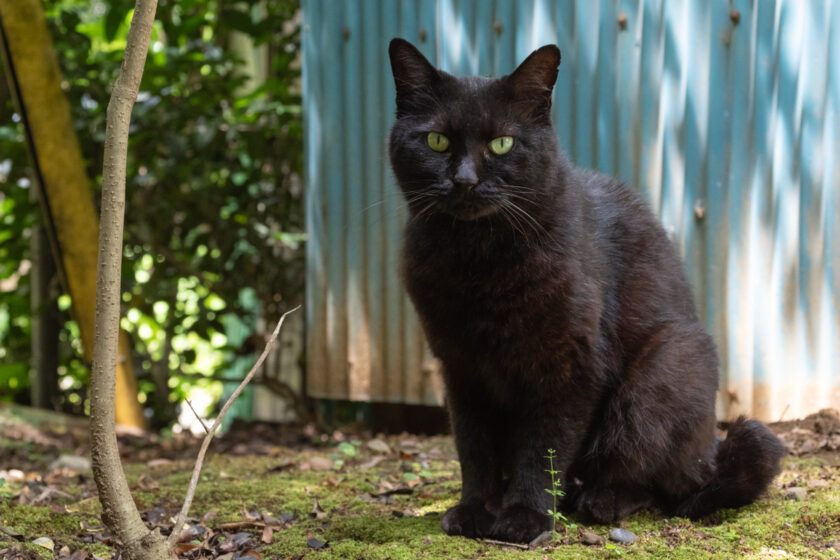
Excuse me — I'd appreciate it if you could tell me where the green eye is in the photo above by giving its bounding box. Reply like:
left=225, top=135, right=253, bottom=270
left=489, top=136, right=514, bottom=155
left=427, top=132, right=450, bottom=152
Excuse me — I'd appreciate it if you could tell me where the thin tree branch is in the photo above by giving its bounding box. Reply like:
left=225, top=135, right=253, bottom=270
left=482, top=539, right=531, bottom=550
left=184, top=399, right=209, bottom=434
left=167, top=305, right=300, bottom=546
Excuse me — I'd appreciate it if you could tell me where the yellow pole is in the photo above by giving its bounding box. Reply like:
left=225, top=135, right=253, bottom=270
left=0, top=0, right=145, bottom=428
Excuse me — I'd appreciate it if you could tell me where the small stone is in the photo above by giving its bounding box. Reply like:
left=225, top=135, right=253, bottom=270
left=528, top=531, right=552, bottom=547
left=48, top=455, right=91, bottom=473
left=581, top=530, right=605, bottom=546
left=784, top=487, right=807, bottom=501
left=609, top=528, right=637, bottom=544
left=309, top=456, right=333, bottom=472
left=367, top=438, right=391, bottom=454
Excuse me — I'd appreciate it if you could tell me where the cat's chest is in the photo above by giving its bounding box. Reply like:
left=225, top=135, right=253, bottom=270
left=404, top=243, right=573, bottom=352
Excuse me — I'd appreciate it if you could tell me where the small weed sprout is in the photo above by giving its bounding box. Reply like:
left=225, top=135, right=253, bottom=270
left=544, top=448, right=567, bottom=533
left=605, top=542, right=623, bottom=556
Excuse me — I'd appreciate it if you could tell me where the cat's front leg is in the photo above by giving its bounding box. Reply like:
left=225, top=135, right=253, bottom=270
left=489, top=407, right=589, bottom=543
left=441, top=381, right=503, bottom=538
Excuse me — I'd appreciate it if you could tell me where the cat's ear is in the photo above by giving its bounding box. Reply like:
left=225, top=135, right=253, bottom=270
left=505, top=45, right=561, bottom=116
left=389, top=38, right=441, bottom=116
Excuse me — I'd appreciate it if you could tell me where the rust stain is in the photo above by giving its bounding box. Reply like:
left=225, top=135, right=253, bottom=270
left=617, top=13, right=628, bottom=30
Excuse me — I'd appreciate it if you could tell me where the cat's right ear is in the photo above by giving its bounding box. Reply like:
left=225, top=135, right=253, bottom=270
left=389, top=38, right=441, bottom=117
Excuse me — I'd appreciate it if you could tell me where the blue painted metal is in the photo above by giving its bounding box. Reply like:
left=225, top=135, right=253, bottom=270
left=302, top=0, right=840, bottom=421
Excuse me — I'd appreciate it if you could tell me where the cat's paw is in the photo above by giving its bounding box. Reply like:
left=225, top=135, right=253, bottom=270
left=441, top=503, right=496, bottom=538
left=574, top=484, right=651, bottom=523
left=488, top=505, right=551, bottom=543
left=575, top=486, right=617, bottom=523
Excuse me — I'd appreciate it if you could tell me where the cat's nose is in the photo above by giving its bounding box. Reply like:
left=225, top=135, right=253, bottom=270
left=454, top=159, right=479, bottom=189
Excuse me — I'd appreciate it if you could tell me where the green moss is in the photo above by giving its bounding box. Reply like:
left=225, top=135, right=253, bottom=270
left=3, top=453, right=839, bottom=559
left=0, top=503, right=81, bottom=537
left=0, top=502, right=101, bottom=554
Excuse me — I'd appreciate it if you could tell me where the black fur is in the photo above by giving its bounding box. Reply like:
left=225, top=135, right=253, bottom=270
left=387, top=38, right=786, bottom=543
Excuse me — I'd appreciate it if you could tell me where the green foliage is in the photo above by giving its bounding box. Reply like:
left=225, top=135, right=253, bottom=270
left=544, top=448, right=567, bottom=534
left=0, top=72, right=35, bottom=401
left=0, top=0, right=303, bottom=424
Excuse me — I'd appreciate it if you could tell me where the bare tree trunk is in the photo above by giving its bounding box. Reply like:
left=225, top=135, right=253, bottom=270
left=88, top=1, right=171, bottom=558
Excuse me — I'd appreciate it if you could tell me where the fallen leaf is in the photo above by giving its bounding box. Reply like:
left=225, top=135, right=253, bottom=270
left=48, top=455, right=91, bottom=473
left=359, top=456, right=386, bottom=470
left=0, top=525, right=23, bottom=541
left=307, top=537, right=327, bottom=549
left=137, top=474, right=159, bottom=491
left=309, top=456, right=333, bottom=472
left=240, top=549, right=263, bottom=560
left=366, top=438, right=391, bottom=454
left=33, top=536, right=55, bottom=551
left=262, top=512, right=283, bottom=526
left=310, top=498, right=327, bottom=519
left=261, top=526, right=274, bottom=544
left=202, top=510, right=219, bottom=522
left=175, top=543, right=199, bottom=555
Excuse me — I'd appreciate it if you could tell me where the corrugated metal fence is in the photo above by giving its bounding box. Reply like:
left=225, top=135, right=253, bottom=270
left=302, top=0, right=839, bottom=422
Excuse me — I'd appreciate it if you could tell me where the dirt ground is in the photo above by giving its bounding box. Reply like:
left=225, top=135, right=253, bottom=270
left=1, top=404, right=839, bottom=559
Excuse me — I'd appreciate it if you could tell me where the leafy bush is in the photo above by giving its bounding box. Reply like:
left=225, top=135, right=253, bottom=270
left=0, top=0, right=303, bottom=426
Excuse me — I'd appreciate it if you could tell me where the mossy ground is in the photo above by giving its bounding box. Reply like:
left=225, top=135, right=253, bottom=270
left=1, top=433, right=839, bottom=559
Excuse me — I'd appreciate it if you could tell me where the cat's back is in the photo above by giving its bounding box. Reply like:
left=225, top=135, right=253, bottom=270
left=574, top=168, right=699, bottom=328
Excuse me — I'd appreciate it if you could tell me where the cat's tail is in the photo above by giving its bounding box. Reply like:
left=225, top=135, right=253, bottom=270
left=675, top=416, right=787, bottom=519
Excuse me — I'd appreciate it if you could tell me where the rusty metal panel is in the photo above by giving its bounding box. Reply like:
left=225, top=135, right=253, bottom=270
left=302, top=0, right=840, bottom=420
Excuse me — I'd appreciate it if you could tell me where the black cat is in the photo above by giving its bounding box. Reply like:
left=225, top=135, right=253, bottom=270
left=387, top=38, right=786, bottom=543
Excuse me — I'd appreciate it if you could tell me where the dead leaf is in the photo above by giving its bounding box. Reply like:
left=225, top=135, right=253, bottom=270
left=175, top=543, right=199, bottom=555
left=32, top=536, right=54, bottom=551
left=137, top=474, right=159, bottom=491
left=262, top=512, right=283, bottom=526
left=202, top=510, right=218, bottom=523
left=359, top=456, right=387, bottom=470
left=310, top=498, right=327, bottom=519
left=366, top=438, right=391, bottom=454
left=261, top=525, right=274, bottom=544
left=240, top=549, right=263, bottom=560
left=0, top=525, right=23, bottom=541
left=307, top=537, right=327, bottom=549
left=147, top=458, right=172, bottom=468
left=309, top=456, right=333, bottom=472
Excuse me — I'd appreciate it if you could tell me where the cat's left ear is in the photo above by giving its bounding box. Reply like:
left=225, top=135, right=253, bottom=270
left=505, top=45, right=561, bottom=115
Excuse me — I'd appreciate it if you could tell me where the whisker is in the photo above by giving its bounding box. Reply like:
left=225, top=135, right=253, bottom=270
left=503, top=198, right=545, bottom=241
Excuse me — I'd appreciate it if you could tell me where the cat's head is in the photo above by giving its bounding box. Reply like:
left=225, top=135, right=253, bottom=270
left=388, top=38, right=561, bottom=223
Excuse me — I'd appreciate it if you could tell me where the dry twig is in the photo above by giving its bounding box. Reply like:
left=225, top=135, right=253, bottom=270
left=167, top=306, right=301, bottom=547
left=184, top=399, right=210, bottom=434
